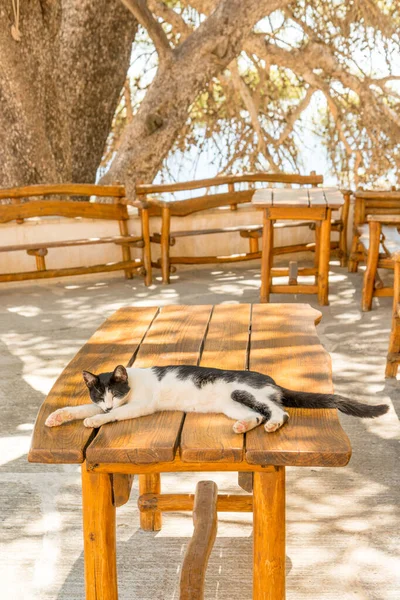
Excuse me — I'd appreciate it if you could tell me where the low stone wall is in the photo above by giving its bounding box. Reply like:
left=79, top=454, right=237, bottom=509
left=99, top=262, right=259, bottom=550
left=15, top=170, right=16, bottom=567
left=0, top=203, right=352, bottom=276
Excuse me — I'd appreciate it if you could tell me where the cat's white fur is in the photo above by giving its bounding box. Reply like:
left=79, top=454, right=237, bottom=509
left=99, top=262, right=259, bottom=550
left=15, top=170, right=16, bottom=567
left=45, top=367, right=289, bottom=433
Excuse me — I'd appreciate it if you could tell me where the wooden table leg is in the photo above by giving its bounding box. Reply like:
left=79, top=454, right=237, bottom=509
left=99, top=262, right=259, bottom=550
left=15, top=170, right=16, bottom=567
left=253, top=467, right=285, bottom=600
left=314, top=222, right=321, bottom=285
left=362, top=221, right=381, bottom=312
left=385, top=259, right=400, bottom=377
left=139, top=473, right=162, bottom=531
left=260, top=210, right=274, bottom=303
left=318, top=209, right=332, bottom=306
left=81, top=464, right=118, bottom=600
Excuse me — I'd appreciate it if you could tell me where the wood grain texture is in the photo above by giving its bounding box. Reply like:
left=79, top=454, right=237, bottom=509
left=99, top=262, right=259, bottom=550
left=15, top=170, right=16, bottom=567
left=180, top=304, right=251, bottom=463
left=0, top=235, right=143, bottom=253
left=138, top=492, right=253, bottom=512
left=81, top=465, right=118, bottom=600
left=112, top=474, right=134, bottom=507
left=253, top=468, right=285, bottom=600
left=0, top=259, right=143, bottom=283
left=0, top=183, right=126, bottom=200
left=28, top=307, right=158, bottom=463
left=139, top=474, right=162, bottom=531
left=86, top=305, right=213, bottom=464
left=180, top=481, right=218, bottom=600
left=137, top=172, right=323, bottom=195
left=245, top=304, right=352, bottom=467
left=0, top=200, right=129, bottom=223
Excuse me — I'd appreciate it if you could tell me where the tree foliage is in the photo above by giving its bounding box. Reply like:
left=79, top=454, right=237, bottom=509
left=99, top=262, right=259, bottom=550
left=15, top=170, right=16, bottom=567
left=106, top=0, right=400, bottom=187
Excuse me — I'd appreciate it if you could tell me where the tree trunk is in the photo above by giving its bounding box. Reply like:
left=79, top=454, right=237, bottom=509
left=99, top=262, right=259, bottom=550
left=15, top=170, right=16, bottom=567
left=0, top=0, right=137, bottom=188
left=103, top=0, right=291, bottom=195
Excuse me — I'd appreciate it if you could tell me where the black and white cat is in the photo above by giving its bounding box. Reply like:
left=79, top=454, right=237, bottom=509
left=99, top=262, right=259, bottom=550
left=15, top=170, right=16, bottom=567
left=45, top=364, right=389, bottom=432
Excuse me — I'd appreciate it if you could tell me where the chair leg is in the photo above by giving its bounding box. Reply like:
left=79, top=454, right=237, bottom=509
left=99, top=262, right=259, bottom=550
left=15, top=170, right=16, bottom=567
left=385, top=260, right=400, bottom=378
left=260, top=210, right=273, bottom=303
left=139, top=474, right=162, bottom=531
left=362, top=221, right=380, bottom=312
left=161, top=206, right=171, bottom=284
left=81, top=464, right=118, bottom=600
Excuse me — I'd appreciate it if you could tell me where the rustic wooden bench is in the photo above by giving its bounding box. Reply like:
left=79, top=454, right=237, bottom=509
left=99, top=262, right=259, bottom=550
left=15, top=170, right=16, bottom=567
left=138, top=173, right=350, bottom=284
left=252, top=187, right=344, bottom=305
left=28, top=303, right=352, bottom=600
left=0, top=184, right=152, bottom=285
left=360, top=215, right=400, bottom=311
left=348, top=190, right=400, bottom=274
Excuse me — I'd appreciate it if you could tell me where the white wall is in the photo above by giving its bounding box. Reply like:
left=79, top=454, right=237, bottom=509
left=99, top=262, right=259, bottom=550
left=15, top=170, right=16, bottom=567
left=0, top=203, right=351, bottom=276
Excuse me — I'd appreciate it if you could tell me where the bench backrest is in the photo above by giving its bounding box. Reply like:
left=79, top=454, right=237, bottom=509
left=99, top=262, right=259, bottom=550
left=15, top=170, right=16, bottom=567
left=354, top=191, right=400, bottom=225
left=0, top=184, right=129, bottom=224
left=136, top=172, right=323, bottom=217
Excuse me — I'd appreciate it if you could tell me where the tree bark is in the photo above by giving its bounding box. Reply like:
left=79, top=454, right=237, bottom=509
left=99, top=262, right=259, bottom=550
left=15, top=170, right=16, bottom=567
left=103, top=0, right=292, bottom=194
left=0, top=0, right=137, bottom=188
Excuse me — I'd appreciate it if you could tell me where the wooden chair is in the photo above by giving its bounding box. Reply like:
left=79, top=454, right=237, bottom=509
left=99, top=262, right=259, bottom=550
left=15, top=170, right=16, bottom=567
left=386, top=253, right=400, bottom=377
left=180, top=481, right=218, bottom=600
left=0, top=184, right=152, bottom=285
left=137, top=173, right=350, bottom=284
left=360, top=215, right=400, bottom=311
left=348, top=190, right=400, bottom=273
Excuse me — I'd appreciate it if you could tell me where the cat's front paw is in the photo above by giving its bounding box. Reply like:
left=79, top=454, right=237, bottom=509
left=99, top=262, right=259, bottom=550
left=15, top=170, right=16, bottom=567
left=84, top=416, right=103, bottom=428
left=45, top=409, right=72, bottom=427
left=264, top=412, right=289, bottom=433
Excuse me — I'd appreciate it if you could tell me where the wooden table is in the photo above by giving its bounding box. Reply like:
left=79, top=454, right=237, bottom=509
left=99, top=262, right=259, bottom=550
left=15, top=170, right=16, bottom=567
left=28, top=304, right=352, bottom=600
left=252, top=188, right=344, bottom=305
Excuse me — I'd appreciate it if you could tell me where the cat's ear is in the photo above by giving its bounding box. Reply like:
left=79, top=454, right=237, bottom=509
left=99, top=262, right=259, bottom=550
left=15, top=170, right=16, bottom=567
left=112, top=365, right=128, bottom=383
left=82, top=371, right=99, bottom=389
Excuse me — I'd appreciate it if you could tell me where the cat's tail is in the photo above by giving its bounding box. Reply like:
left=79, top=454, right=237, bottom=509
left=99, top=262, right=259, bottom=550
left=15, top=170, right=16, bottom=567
left=279, top=387, right=389, bottom=418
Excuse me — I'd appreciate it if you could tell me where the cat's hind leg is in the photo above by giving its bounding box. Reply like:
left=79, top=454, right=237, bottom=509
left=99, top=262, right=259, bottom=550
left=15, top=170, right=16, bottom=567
left=233, top=414, right=265, bottom=434
left=264, top=406, right=289, bottom=433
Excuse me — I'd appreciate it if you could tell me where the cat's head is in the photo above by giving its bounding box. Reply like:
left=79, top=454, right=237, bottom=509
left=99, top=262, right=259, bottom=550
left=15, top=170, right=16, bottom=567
left=82, top=365, right=130, bottom=413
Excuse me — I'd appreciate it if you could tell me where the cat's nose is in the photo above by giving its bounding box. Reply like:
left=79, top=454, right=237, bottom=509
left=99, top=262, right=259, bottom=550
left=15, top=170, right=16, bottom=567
left=104, top=408, right=112, bottom=413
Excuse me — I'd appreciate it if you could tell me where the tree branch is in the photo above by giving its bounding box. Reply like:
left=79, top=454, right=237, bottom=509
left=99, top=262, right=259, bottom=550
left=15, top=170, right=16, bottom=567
left=148, top=0, right=192, bottom=42
left=120, top=0, right=172, bottom=62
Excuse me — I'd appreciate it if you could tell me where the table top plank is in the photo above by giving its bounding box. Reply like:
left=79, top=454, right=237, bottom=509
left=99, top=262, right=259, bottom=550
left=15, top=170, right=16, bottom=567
left=245, top=304, right=351, bottom=466
left=86, top=305, right=213, bottom=464
left=180, top=304, right=251, bottom=463
left=252, top=187, right=344, bottom=209
left=28, top=306, right=158, bottom=464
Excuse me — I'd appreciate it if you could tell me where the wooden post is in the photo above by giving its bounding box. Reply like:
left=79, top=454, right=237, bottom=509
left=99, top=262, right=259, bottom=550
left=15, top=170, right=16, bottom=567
left=314, top=222, right=321, bottom=285
left=141, top=206, right=153, bottom=286
left=112, top=474, right=134, bottom=507
left=362, top=221, right=381, bottom=312
left=385, top=258, right=400, bottom=377
left=117, top=192, right=133, bottom=279
left=339, top=191, right=351, bottom=267
left=318, top=209, right=332, bottom=306
left=249, top=236, right=259, bottom=254
left=260, top=209, right=274, bottom=303
left=348, top=196, right=362, bottom=272
left=27, top=248, right=48, bottom=271
left=161, top=205, right=171, bottom=284
left=81, top=464, right=118, bottom=600
left=253, top=468, right=285, bottom=600
left=139, top=474, right=162, bottom=531
left=228, top=183, right=237, bottom=210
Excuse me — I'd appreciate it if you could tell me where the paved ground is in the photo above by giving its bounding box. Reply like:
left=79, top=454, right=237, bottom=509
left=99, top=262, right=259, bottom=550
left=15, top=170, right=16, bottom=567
left=0, top=261, right=399, bottom=600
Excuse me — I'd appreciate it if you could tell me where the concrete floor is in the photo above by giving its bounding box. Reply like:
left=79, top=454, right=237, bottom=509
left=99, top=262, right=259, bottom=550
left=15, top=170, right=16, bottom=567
left=0, top=261, right=399, bottom=600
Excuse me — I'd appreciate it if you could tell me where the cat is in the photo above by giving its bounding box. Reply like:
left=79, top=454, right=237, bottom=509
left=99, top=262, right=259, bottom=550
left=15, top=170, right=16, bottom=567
left=45, top=364, right=389, bottom=432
